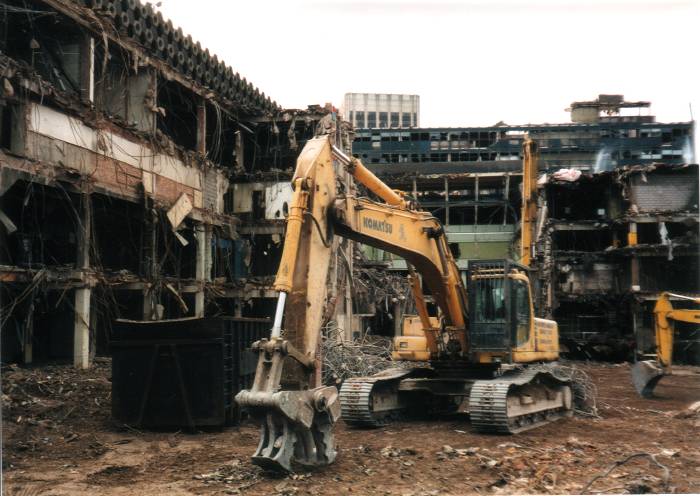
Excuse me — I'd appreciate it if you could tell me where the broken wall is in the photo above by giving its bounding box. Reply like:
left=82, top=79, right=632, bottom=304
left=0, top=0, right=321, bottom=368
left=537, top=164, right=699, bottom=363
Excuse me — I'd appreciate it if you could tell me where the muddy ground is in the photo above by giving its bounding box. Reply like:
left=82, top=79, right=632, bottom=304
left=3, top=360, right=700, bottom=495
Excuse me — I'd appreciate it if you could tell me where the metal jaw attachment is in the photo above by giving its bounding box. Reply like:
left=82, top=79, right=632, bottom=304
left=235, top=337, right=340, bottom=472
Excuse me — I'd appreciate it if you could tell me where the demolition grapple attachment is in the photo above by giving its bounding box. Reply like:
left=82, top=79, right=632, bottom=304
left=235, top=337, right=340, bottom=472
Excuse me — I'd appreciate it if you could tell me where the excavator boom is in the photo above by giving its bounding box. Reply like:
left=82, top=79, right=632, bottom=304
left=520, top=138, right=539, bottom=266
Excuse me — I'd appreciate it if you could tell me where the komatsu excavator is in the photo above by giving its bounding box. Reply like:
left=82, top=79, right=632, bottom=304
left=236, top=135, right=572, bottom=472
left=632, top=292, right=700, bottom=397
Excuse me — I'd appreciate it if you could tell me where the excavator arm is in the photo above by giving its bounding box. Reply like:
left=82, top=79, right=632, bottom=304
left=653, top=292, right=700, bottom=367
left=234, top=137, right=341, bottom=472
left=332, top=195, right=467, bottom=354
left=331, top=146, right=468, bottom=356
left=632, top=292, right=700, bottom=397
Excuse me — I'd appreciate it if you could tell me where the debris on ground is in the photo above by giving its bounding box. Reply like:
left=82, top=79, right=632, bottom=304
left=194, top=459, right=265, bottom=494
left=2, top=359, right=113, bottom=469
left=581, top=452, right=670, bottom=494
left=381, top=446, right=418, bottom=458
left=674, top=400, right=700, bottom=419
left=438, top=445, right=479, bottom=459
left=3, top=360, right=700, bottom=495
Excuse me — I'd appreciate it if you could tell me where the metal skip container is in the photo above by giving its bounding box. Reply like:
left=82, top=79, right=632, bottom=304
left=111, top=316, right=269, bottom=428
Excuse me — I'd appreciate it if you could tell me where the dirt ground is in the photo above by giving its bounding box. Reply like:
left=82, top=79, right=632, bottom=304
left=3, top=359, right=700, bottom=495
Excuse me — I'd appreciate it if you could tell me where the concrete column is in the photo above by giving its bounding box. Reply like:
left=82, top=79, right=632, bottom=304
left=74, top=193, right=92, bottom=369
left=79, top=35, right=95, bottom=103
left=474, top=175, right=480, bottom=228
left=142, top=198, right=157, bottom=320
left=344, top=278, right=353, bottom=341
left=444, top=176, right=449, bottom=227
left=142, top=289, right=153, bottom=320
left=77, top=194, right=91, bottom=270
left=393, top=300, right=402, bottom=337
left=630, top=258, right=640, bottom=291
left=235, top=129, right=244, bottom=170
left=194, top=223, right=207, bottom=317
left=23, top=298, right=35, bottom=364
left=196, top=99, right=206, bottom=155
left=629, top=222, right=640, bottom=291
left=503, top=173, right=510, bottom=225
left=74, top=288, right=91, bottom=369
left=205, top=225, right=213, bottom=281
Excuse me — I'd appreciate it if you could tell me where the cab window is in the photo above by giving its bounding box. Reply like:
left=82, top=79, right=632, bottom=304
left=474, top=278, right=506, bottom=323
left=513, top=280, right=531, bottom=346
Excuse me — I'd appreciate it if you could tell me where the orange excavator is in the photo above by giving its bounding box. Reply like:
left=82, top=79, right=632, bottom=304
left=236, top=135, right=571, bottom=472
left=632, top=292, right=700, bottom=397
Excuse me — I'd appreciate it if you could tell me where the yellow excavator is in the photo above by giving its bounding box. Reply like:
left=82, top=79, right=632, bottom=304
left=236, top=135, right=571, bottom=472
left=632, top=292, right=700, bottom=397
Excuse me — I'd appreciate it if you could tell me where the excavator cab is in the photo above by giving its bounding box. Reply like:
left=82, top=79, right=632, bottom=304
left=468, top=260, right=531, bottom=360
left=394, top=259, right=556, bottom=365
left=468, top=259, right=560, bottom=364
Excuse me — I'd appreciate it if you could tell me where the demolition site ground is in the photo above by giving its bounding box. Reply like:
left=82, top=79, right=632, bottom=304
left=3, top=360, right=700, bottom=496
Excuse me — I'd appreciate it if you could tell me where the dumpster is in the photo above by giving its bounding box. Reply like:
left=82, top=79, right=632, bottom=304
left=111, top=316, right=269, bottom=428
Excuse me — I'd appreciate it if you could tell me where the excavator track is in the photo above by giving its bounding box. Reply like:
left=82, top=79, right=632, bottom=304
left=340, top=368, right=415, bottom=427
left=469, top=368, right=572, bottom=434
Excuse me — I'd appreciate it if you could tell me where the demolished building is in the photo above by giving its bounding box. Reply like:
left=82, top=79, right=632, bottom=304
left=353, top=95, right=699, bottom=363
left=0, top=1, right=696, bottom=372
left=0, top=0, right=355, bottom=368
left=538, top=163, right=699, bottom=361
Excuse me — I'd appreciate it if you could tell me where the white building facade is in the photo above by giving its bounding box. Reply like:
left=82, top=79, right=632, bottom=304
left=343, top=93, right=420, bottom=129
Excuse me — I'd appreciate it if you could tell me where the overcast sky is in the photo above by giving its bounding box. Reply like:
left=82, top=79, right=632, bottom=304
left=156, top=0, right=699, bottom=130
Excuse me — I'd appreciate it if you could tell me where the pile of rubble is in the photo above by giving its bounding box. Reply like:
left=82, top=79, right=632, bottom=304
left=193, top=458, right=264, bottom=494
left=2, top=359, right=112, bottom=427
left=672, top=400, right=700, bottom=426
left=194, top=458, right=314, bottom=495
left=321, top=324, right=397, bottom=386
left=2, top=359, right=113, bottom=468
left=393, top=437, right=676, bottom=495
